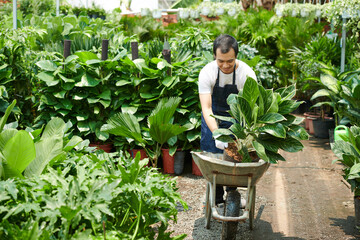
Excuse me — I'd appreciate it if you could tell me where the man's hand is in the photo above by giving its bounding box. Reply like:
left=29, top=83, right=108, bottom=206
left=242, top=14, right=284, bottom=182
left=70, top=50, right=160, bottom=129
left=215, top=140, right=228, bottom=150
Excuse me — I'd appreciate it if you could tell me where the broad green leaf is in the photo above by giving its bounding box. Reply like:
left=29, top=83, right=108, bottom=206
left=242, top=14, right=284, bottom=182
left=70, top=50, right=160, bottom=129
left=242, top=77, right=259, bottom=109
left=310, top=89, right=331, bottom=101
left=77, top=121, right=90, bottom=133
left=0, top=129, right=18, bottom=151
left=253, top=141, right=269, bottom=162
left=238, top=97, right=252, bottom=126
left=24, top=135, right=63, bottom=177
left=64, top=136, right=83, bottom=151
left=229, top=124, right=246, bottom=139
left=121, top=105, right=138, bottom=115
left=258, top=113, right=286, bottom=124
left=278, top=137, right=304, bottom=152
left=74, top=51, right=99, bottom=63
left=278, top=100, right=301, bottom=115
left=348, top=163, right=360, bottom=180
left=259, top=123, right=286, bottom=138
left=213, top=129, right=234, bottom=138
left=2, top=131, right=35, bottom=177
left=320, top=74, right=339, bottom=94
left=36, top=60, right=57, bottom=71
left=58, top=73, right=75, bottom=83
left=275, top=85, right=296, bottom=100
left=288, top=125, right=309, bottom=140
left=75, top=73, right=100, bottom=87
left=98, top=90, right=111, bottom=100
left=41, top=118, right=66, bottom=139
left=37, top=72, right=59, bottom=86
left=116, top=80, right=131, bottom=86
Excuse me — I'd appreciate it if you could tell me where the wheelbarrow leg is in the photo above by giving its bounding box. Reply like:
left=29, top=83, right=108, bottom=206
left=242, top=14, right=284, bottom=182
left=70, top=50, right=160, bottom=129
left=205, top=182, right=212, bottom=229
left=221, top=190, right=241, bottom=240
left=249, top=186, right=256, bottom=230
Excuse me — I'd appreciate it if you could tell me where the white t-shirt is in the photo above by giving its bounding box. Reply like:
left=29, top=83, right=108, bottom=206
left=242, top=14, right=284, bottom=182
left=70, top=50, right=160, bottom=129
left=198, top=60, right=257, bottom=94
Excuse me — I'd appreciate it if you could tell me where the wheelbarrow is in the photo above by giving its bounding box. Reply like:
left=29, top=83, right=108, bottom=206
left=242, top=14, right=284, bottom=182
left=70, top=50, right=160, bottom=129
left=191, top=151, right=270, bottom=240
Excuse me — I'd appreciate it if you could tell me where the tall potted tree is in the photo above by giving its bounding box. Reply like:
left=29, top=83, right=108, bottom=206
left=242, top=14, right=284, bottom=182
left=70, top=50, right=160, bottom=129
left=101, top=97, right=187, bottom=168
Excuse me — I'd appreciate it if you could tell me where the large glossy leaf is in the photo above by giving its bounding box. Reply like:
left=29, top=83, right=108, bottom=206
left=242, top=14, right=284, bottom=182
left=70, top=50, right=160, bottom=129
left=75, top=73, right=100, bottom=87
left=278, top=100, right=301, bottom=115
left=288, top=125, right=309, bottom=141
left=242, top=77, right=259, bottom=109
left=41, top=118, right=66, bottom=139
left=258, top=113, right=286, bottom=124
left=24, top=135, right=63, bottom=177
left=36, top=60, right=57, bottom=71
left=37, top=72, right=59, bottom=86
left=101, top=113, right=145, bottom=145
left=310, top=89, right=330, bottom=101
left=275, top=85, right=296, bottom=100
left=259, top=123, right=286, bottom=138
left=2, top=131, right=35, bottom=178
left=278, top=137, right=304, bottom=152
left=238, top=97, right=252, bottom=126
left=253, top=141, right=269, bottom=162
left=74, top=51, right=99, bottom=63
left=0, top=129, right=18, bottom=151
left=348, top=163, right=360, bottom=180
left=229, top=124, right=246, bottom=139
left=320, top=74, right=339, bottom=94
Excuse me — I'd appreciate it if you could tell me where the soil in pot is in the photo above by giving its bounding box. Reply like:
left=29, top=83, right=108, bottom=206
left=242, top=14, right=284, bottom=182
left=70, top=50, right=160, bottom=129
left=223, top=143, right=260, bottom=163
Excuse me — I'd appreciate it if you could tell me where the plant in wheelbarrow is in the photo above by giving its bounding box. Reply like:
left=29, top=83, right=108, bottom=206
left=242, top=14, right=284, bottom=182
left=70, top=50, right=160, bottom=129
left=101, top=97, right=188, bottom=168
left=213, top=77, right=309, bottom=164
left=193, top=77, right=308, bottom=239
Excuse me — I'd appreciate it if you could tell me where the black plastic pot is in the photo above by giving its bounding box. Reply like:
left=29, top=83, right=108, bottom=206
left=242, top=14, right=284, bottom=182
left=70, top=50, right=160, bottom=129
left=313, top=118, right=335, bottom=139
left=355, top=196, right=360, bottom=228
left=174, top=150, right=185, bottom=175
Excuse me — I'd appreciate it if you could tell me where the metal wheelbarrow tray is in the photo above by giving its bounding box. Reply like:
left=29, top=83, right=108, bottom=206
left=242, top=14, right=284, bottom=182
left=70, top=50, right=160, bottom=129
left=191, top=151, right=270, bottom=238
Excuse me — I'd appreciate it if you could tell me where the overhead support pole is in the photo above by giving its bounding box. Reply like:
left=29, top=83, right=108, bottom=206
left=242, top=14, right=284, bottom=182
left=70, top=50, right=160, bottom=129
left=13, top=0, right=17, bottom=29
left=56, top=0, right=60, bottom=16
left=340, top=17, right=346, bottom=73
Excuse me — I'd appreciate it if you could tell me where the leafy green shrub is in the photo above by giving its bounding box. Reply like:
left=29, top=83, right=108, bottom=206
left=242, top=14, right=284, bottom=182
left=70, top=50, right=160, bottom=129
left=0, top=151, right=187, bottom=239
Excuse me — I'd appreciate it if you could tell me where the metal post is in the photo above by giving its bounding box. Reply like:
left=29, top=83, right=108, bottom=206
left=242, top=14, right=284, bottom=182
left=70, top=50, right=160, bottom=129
left=340, top=17, right=346, bottom=73
left=13, top=0, right=17, bottom=29
left=64, top=40, right=72, bottom=59
left=56, top=0, right=60, bottom=16
left=101, top=39, right=109, bottom=60
left=131, top=42, right=139, bottom=60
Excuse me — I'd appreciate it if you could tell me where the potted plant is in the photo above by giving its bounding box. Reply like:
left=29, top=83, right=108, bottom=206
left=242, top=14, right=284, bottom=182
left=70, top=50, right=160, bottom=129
left=331, top=125, right=360, bottom=228
left=212, top=77, right=308, bottom=163
left=101, top=97, right=188, bottom=168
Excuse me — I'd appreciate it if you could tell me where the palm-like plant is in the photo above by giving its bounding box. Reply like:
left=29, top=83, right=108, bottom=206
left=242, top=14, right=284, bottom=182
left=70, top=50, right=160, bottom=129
left=101, top=97, right=187, bottom=167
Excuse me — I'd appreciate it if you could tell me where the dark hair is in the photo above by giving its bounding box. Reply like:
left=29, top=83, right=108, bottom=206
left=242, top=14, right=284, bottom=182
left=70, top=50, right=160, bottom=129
left=213, top=34, right=238, bottom=57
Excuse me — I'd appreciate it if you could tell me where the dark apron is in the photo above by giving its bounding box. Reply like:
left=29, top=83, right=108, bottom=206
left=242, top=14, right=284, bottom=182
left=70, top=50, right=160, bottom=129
left=200, top=64, right=238, bottom=153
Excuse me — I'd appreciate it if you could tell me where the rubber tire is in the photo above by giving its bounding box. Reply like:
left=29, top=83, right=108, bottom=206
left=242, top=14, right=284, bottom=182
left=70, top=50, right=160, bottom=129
left=221, top=190, right=240, bottom=240
left=205, top=183, right=211, bottom=229
left=249, top=186, right=256, bottom=230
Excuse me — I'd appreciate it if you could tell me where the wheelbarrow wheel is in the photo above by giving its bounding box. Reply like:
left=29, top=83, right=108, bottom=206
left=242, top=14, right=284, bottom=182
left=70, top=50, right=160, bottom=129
left=249, top=186, right=256, bottom=230
left=205, top=182, right=211, bottom=229
left=221, top=190, right=240, bottom=240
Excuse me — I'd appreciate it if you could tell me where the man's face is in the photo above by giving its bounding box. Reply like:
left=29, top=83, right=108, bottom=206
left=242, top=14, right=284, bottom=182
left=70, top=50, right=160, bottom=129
left=215, top=48, right=236, bottom=74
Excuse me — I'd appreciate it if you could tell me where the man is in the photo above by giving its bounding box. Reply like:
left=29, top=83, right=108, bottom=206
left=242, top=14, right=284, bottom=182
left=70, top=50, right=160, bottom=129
left=198, top=34, right=257, bottom=204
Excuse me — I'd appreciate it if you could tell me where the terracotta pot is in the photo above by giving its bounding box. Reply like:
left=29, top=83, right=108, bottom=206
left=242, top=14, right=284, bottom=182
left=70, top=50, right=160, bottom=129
left=308, top=117, right=317, bottom=135
left=89, top=142, right=113, bottom=153
left=162, top=148, right=175, bottom=174
left=192, top=157, right=203, bottom=176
